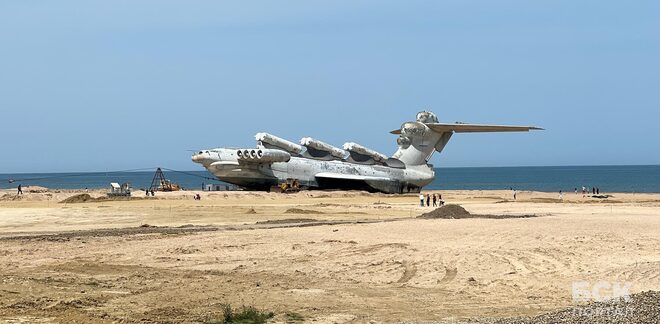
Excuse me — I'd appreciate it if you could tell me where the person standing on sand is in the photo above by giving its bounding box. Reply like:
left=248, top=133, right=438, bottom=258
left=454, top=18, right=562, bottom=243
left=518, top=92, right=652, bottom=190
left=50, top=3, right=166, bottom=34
left=597, top=187, right=600, bottom=195
left=426, top=194, right=431, bottom=207
left=513, top=189, right=517, bottom=201
left=559, top=190, right=563, bottom=201
left=17, top=184, right=23, bottom=195
left=419, top=193, right=424, bottom=207
left=575, top=188, right=578, bottom=195
left=432, top=194, right=437, bottom=207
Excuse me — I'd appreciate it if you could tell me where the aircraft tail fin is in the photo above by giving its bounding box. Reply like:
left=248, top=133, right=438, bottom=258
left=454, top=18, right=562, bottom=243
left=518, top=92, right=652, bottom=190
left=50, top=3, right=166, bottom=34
left=391, top=112, right=542, bottom=166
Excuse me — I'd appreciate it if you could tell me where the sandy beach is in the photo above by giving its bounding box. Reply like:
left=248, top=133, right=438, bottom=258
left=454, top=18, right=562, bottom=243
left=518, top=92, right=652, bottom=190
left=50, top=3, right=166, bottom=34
left=0, top=188, right=658, bottom=323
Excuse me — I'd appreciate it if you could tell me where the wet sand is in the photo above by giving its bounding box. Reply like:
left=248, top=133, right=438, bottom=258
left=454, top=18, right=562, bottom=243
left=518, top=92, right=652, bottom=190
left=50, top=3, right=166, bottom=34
left=0, top=189, right=658, bottom=323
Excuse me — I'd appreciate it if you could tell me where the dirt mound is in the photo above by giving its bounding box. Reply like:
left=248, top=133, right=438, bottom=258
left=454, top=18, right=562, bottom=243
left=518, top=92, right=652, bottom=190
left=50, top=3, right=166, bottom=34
left=418, top=204, right=537, bottom=220
left=284, top=208, right=323, bottom=214
left=245, top=208, right=257, bottom=214
left=418, top=204, right=472, bottom=219
left=256, top=218, right=318, bottom=225
left=60, top=194, right=94, bottom=204
left=59, top=194, right=146, bottom=204
left=313, top=203, right=341, bottom=207
left=25, top=186, right=49, bottom=193
left=1, top=193, right=23, bottom=201
left=2, top=225, right=219, bottom=241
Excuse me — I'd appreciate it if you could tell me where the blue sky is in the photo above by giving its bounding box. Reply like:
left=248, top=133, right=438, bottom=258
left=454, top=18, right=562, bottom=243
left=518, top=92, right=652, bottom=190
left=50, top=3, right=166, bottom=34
left=1, top=1, right=658, bottom=173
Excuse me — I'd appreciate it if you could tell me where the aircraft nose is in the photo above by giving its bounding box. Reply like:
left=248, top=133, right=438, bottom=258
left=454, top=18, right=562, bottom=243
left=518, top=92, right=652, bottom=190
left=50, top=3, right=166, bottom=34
left=192, top=151, right=205, bottom=163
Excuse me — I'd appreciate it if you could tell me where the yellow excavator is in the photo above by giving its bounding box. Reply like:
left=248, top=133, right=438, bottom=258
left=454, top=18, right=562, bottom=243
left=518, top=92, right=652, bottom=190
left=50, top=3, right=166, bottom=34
left=149, top=168, right=182, bottom=192
left=272, top=178, right=300, bottom=193
left=159, top=179, right=181, bottom=191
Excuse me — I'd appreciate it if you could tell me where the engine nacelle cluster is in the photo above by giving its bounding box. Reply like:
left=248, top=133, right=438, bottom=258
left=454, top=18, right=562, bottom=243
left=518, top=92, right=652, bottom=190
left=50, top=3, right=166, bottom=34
left=236, top=149, right=291, bottom=163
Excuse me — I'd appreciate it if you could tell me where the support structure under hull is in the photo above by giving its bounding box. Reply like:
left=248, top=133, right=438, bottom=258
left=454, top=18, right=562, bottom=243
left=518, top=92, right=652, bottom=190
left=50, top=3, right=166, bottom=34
left=213, top=175, right=422, bottom=194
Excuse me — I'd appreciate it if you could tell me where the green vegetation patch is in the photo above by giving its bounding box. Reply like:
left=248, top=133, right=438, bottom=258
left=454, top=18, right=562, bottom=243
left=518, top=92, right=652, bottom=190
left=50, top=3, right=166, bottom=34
left=206, top=304, right=275, bottom=324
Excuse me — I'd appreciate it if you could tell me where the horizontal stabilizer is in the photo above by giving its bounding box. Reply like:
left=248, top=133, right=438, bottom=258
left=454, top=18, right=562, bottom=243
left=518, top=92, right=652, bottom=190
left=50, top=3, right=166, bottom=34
left=391, top=123, right=543, bottom=134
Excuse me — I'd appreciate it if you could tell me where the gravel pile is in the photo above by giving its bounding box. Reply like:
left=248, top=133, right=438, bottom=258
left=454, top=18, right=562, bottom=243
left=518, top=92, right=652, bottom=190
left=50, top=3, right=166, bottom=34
left=418, top=204, right=472, bottom=219
left=418, top=204, right=536, bottom=220
left=60, top=193, right=94, bottom=203
left=469, top=290, right=660, bottom=324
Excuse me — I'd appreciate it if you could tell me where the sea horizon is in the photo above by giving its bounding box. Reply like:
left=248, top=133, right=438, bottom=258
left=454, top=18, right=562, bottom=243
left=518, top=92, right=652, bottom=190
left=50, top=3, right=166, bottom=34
left=2, top=164, right=660, bottom=193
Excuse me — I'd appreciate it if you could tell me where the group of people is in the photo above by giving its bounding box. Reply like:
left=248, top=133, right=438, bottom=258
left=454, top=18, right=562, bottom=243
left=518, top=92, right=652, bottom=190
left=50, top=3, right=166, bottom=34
left=193, top=193, right=202, bottom=200
left=576, top=186, right=602, bottom=197
left=145, top=189, right=155, bottom=196
left=419, top=193, right=444, bottom=207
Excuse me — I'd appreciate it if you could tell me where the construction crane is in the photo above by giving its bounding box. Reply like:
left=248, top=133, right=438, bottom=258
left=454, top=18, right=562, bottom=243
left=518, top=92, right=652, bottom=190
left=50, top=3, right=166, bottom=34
left=149, top=168, right=181, bottom=192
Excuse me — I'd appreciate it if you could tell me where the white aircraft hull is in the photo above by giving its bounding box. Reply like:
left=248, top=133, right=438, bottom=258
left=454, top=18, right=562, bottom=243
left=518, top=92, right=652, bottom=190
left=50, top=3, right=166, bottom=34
left=192, top=111, right=541, bottom=194
left=204, top=152, right=434, bottom=193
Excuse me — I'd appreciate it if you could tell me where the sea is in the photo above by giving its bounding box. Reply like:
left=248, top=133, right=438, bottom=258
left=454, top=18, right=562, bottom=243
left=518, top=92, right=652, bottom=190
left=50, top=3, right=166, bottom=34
left=1, top=165, right=659, bottom=193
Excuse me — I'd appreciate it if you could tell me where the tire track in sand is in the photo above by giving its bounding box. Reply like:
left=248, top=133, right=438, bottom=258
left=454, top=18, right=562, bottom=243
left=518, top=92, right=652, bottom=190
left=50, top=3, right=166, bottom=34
left=396, top=260, right=417, bottom=284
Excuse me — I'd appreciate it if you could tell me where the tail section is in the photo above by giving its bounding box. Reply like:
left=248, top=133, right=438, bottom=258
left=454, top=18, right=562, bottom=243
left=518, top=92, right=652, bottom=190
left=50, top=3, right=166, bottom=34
left=391, top=112, right=452, bottom=166
left=391, top=111, right=542, bottom=166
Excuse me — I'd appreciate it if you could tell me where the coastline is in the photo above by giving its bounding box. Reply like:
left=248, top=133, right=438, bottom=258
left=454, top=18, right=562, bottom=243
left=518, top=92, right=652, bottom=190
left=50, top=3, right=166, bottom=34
left=3, top=164, right=660, bottom=193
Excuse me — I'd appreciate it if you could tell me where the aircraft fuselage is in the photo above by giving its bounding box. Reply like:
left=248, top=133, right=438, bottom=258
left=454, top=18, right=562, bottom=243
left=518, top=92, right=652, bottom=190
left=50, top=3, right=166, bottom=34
left=193, top=148, right=433, bottom=193
left=192, top=111, right=541, bottom=194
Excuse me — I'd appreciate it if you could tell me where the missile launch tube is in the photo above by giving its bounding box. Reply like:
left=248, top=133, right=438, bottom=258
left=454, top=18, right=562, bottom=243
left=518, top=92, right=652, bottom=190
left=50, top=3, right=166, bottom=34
left=300, top=137, right=346, bottom=159
left=255, top=132, right=303, bottom=154
left=343, top=142, right=388, bottom=162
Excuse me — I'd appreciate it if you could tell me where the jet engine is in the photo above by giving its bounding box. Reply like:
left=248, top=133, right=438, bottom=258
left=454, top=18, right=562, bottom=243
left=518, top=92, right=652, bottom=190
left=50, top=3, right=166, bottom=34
left=343, top=142, right=388, bottom=163
left=236, top=149, right=291, bottom=163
